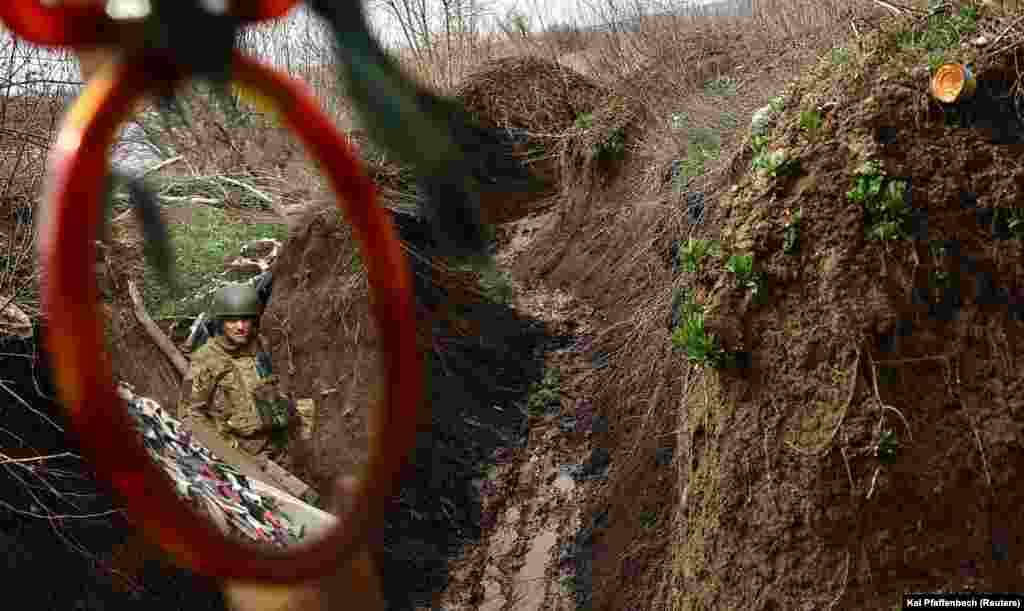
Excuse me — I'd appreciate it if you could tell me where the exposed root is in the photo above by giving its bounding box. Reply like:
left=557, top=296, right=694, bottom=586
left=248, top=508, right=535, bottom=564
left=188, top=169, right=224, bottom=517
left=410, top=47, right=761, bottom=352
left=825, top=550, right=852, bottom=611
left=872, top=353, right=953, bottom=365
left=866, top=348, right=914, bottom=443
left=962, top=397, right=994, bottom=489
left=866, top=467, right=882, bottom=500
left=971, top=424, right=993, bottom=489
left=840, top=444, right=855, bottom=497
left=880, top=404, right=913, bottom=441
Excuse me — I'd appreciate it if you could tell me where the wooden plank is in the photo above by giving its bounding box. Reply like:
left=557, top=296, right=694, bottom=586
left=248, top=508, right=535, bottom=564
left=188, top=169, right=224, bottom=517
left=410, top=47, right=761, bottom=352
left=182, top=417, right=319, bottom=505
left=264, top=458, right=320, bottom=505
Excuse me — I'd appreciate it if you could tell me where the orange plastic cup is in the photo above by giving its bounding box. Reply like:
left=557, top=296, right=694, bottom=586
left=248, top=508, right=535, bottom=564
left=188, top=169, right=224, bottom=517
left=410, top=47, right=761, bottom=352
left=931, top=63, right=977, bottom=104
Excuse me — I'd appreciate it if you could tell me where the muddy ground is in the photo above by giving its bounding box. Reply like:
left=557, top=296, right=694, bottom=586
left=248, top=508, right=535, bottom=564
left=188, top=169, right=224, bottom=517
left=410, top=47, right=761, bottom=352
left=433, top=222, right=605, bottom=611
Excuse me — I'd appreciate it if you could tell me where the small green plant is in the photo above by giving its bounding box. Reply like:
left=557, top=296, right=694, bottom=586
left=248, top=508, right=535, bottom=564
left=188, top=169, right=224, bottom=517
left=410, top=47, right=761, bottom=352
left=674, top=130, right=721, bottom=185
left=526, top=370, right=561, bottom=416
left=597, top=128, right=626, bottom=159
left=782, top=208, right=803, bottom=254
left=705, top=76, right=737, bottom=97
left=831, top=46, right=850, bottom=65
left=1006, top=208, right=1024, bottom=239
left=847, top=161, right=910, bottom=241
left=718, top=111, right=739, bottom=130
left=689, top=127, right=719, bottom=151
left=679, top=238, right=719, bottom=273
left=846, top=161, right=884, bottom=202
left=752, top=148, right=797, bottom=178
left=930, top=269, right=949, bottom=288
left=674, top=149, right=717, bottom=186
left=726, top=253, right=764, bottom=295
left=726, top=253, right=754, bottom=277
left=751, top=134, right=770, bottom=153
left=639, top=511, right=657, bottom=529
left=768, top=95, right=785, bottom=113
left=575, top=112, right=626, bottom=159
left=868, top=181, right=910, bottom=241
left=926, top=51, right=949, bottom=73
left=799, top=109, right=823, bottom=138
left=900, top=5, right=979, bottom=53
left=876, top=429, right=899, bottom=464
left=671, top=305, right=728, bottom=368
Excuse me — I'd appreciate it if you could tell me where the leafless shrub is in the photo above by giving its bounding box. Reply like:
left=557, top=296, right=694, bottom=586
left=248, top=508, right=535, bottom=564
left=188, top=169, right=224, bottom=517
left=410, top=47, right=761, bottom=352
left=377, top=0, right=502, bottom=93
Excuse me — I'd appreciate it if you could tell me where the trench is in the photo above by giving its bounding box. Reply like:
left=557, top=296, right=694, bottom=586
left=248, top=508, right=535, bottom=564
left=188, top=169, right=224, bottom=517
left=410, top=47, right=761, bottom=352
left=1, top=144, right=595, bottom=610
left=425, top=213, right=605, bottom=611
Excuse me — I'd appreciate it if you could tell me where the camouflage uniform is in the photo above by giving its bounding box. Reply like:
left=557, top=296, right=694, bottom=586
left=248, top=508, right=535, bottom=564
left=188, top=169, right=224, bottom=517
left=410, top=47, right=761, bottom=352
left=179, top=334, right=297, bottom=468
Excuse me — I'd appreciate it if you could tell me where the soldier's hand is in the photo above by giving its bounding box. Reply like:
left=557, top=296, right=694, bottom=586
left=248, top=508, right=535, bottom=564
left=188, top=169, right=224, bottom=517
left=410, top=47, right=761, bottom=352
left=221, top=476, right=387, bottom=611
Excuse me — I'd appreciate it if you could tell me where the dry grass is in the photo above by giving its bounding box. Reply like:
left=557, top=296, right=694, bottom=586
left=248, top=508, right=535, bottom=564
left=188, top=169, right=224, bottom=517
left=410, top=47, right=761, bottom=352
left=0, top=45, right=75, bottom=317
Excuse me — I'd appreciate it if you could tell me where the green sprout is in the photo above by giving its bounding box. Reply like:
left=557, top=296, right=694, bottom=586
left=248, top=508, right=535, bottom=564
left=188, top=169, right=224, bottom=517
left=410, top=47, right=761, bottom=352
left=846, top=161, right=884, bottom=202
left=898, top=5, right=978, bottom=53
left=718, top=111, right=739, bottom=130
left=526, top=369, right=562, bottom=416
left=752, top=148, right=798, bottom=178
left=671, top=307, right=725, bottom=367
left=799, top=109, right=823, bottom=137
left=876, top=429, right=899, bottom=464
left=1006, top=208, right=1024, bottom=239
left=727, top=253, right=764, bottom=295
left=597, top=128, right=626, bottom=159
left=679, top=238, right=719, bottom=273
left=669, top=292, right=731, bottom=368
left=848, top=161, right=910, bottom=241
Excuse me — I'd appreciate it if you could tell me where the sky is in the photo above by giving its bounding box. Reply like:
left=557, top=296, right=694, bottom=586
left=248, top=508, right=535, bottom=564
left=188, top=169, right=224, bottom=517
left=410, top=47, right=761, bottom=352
left=0, top=0, right=732, bottom=89
left=366, top=0, right=727, bottom=44
left=365, top=0, right=582, bottom=46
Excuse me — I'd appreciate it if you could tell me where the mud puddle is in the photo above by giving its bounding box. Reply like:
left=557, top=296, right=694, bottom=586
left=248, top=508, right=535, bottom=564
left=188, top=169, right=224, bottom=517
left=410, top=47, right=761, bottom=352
left=438, top=379, right=590, bottom=611
left=431, top=213, right=600, bottom=611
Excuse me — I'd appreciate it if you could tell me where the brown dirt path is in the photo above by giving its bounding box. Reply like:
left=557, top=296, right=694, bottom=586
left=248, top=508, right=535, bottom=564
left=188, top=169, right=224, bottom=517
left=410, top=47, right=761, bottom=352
left=431, top=212, right=605, bottom=611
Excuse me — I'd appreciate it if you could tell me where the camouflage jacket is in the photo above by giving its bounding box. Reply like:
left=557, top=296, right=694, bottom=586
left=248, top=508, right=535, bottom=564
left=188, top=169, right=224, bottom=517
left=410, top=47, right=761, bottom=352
left=179, top=335, right=295, bottom=463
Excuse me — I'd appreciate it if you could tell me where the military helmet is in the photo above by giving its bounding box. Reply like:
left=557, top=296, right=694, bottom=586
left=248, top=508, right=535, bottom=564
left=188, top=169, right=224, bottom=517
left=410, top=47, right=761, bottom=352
left=211, top=283, right=263, bottom=319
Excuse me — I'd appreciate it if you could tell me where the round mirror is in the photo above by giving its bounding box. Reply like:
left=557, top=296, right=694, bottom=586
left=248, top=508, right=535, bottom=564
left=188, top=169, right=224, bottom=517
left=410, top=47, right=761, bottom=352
left=41, top=47, right=421, bottom=581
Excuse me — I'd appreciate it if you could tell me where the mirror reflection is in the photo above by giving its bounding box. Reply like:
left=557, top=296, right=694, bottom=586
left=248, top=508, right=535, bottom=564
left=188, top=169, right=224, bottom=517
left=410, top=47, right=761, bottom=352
left=93, top=37, right=375, bottom=550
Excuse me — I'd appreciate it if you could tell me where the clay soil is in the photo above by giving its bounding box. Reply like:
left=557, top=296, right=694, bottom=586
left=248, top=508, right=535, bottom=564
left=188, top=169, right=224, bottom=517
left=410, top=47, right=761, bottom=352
left=504, top=10, right=1024, bottom=611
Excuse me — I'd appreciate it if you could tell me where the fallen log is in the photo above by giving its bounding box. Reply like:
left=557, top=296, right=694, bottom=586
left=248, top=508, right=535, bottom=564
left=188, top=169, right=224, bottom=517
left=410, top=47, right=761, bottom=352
left=127, top=280, right=189, bottom=376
